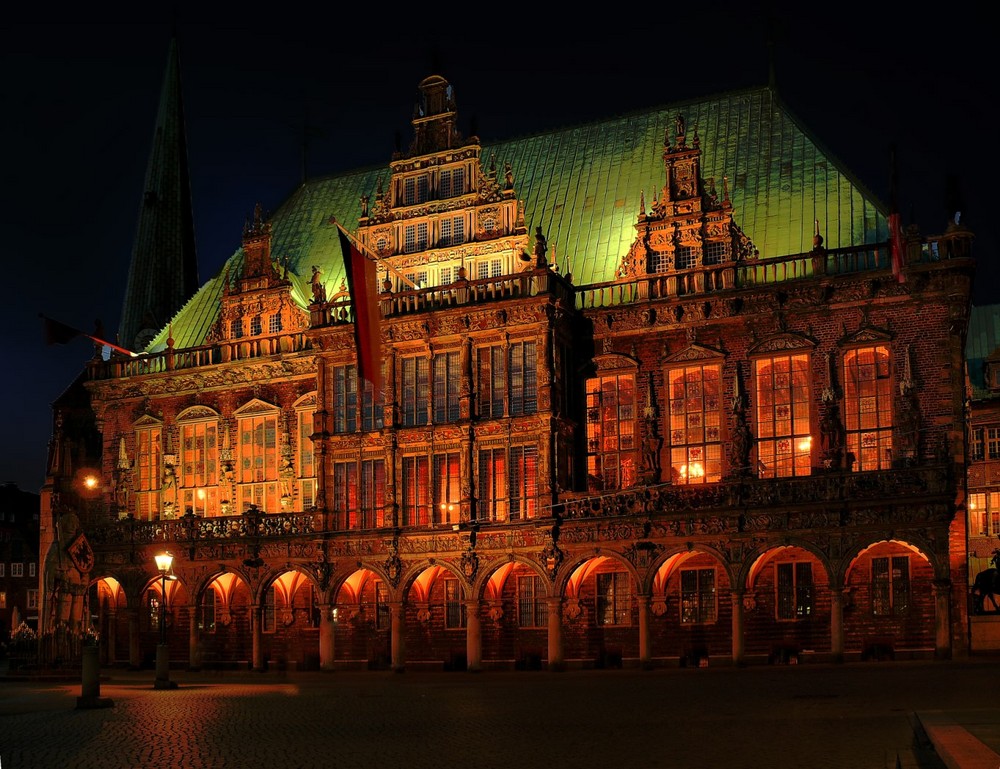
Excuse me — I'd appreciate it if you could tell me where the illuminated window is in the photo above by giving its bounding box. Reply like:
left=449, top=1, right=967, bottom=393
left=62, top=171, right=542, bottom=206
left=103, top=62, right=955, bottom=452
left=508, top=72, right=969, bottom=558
left=262, top=586, right=276, bottom=633
left=134, top=422, right=162, bottom=520
left=237, top=408, right=279, bottom=512
left=776, top=562, right=812, bottom=620
left=0, top=592, right=5, bottom=609
left=332, top=365, right=358, bottom=434
left=586, top=373, right=638, bottom=490
left=972, top=427, right=985, bottom=461
left=755, top=353, right=811, bottom=478
left=333, top=461, right=358, bottom=530
left=296, top=403, right=316, bottom=510
left=509, top=445, right=538, bottom=521
left=199, top=589, right=216, bottom=633
left=477, top=447, right=507, bottom=522
left=433, top=351, right=461, bottom=423
left=179, top=414, right=219, bottom=516
left=680, top=568, right=717, bottom=624
left=596, top=572, right=631, bottom=626
left=360, top=458, right=386, bottom=529
left=402, top=357, right=430, bottom=427
left=989, top=427, right=1000, bottom=460
left=439, top=167, right=465, bottom=199
left=970, top=492, right=988, bottom=536
left=444, top=579, right=465, bottom=628
left=517, top=575, right=546, bottom=628
left=990, top=492, right=1000, bottom=536
left=668, top=363, right=722, bottom=484
left=843, top=346, right=893, bottom=471
left=402, top=455, right=430, bottom=526
left=872, top=556, right=909, bottom=616
left=433, top=452, right=460, bottom=525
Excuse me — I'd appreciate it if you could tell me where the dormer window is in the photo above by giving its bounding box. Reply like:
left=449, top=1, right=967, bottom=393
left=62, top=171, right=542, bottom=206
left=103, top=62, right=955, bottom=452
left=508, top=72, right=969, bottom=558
left=230, top=318, right=243, bottom=339
left=404, top=223, right=429, bottom=254
left=440, top=216, right=464, bottom=247
left=440, top=168, right=465, bottom=199
left=676, top=245, right=697, bottom=270
left=704, top=240, right=726, bottom=265
left=250, top=315, right=262, bottom=336
left=403, top=175, right=429, bottom=206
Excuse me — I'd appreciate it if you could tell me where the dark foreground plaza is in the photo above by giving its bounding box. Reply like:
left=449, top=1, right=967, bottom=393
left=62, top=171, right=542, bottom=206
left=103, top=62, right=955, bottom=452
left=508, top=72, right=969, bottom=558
left=3, top=660, right=1000, bottom=769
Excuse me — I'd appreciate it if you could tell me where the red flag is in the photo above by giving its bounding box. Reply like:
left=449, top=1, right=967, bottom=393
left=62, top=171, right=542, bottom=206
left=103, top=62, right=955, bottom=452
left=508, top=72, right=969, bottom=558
left=42, top=314, right=84, bottom=345
left=338, top=227, right=383, bottom=395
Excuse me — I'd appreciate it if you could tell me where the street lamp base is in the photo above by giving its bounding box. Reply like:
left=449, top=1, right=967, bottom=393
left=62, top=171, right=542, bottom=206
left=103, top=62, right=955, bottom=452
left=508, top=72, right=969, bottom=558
left=153, top=643, right=178, bottom=689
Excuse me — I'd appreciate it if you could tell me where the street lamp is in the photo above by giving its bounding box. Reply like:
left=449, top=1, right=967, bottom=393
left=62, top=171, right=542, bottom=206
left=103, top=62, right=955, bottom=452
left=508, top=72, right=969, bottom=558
left=153, top=551, right=178, bottom=689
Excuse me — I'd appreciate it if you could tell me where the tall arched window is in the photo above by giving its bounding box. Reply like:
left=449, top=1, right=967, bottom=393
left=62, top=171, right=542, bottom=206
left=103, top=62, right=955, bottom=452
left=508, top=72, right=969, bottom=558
left=235, top=401, right=280, bottom=512
left=586, top=372, right=638, bottom=490
left=754, top=353, right=811, bottom=478
left=843, top=345, right=893, bottom=470
left=133, top=418, right=162, bottom=521
left=177, top=407, right=220, bottom=516
left=667, top=362, right=722, bottom=483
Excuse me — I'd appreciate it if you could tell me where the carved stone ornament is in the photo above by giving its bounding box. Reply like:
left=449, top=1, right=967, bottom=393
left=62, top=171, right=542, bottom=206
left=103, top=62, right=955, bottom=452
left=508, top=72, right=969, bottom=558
left=742, top=594, right=757, bottom=612
left=460, top=547, right=479, bottom=581
left=651, top=599, right=668, bottom=617
left=539, top=539, right=564, bottom=580
left=384, top=541, right=402, bottom=587
left=562, top=600, right=582, bottom=620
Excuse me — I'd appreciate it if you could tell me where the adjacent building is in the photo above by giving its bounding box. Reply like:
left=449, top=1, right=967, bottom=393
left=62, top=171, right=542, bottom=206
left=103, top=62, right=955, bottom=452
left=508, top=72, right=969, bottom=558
left=38, top=63, right=975, bottom=671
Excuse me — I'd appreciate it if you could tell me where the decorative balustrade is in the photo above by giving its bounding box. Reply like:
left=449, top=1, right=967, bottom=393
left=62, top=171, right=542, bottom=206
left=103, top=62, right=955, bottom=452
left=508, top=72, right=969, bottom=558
left=87, top=509, right=316, bottom=548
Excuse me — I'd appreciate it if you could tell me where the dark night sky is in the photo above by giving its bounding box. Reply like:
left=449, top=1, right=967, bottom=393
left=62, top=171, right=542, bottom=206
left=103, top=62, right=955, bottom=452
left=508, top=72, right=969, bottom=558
left=1, top=4, right=993, bottom=493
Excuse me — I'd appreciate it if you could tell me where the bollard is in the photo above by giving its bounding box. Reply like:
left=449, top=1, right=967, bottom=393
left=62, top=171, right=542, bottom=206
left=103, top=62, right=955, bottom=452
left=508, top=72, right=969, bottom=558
left=76, top=644, right=114, bottom=709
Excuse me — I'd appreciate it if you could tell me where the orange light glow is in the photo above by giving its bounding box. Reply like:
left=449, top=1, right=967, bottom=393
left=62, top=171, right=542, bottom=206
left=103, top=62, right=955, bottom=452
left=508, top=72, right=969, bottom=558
left=83, top=475, right=98, bottom=490
left=797, top=436, right=812, bottom=453
left=680, top=462, right=704, bottom=478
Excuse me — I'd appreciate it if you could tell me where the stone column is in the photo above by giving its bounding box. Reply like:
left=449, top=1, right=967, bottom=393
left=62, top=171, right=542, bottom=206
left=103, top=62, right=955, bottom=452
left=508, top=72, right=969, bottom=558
left=390, top=601, right=406, bottom=672
left=830, top=586, right=845, bottom=662
left=188, top=605, right=200, bottom=671
left=127, top=607, right=140, bottom=670
left=546, top=596, right=564, bottom=671
left=106, top=607, right=117, bottom=665
left=933, top=578, right=953, bottom=660
left=730, top=589, right=745, bottom=665
left=251, top=604, right=264, bottom=672
left=465, top=599, right=482, bottom=672
left=318, top=603, right=335, bottom=671
left=637, top=594, right=652, bottom=669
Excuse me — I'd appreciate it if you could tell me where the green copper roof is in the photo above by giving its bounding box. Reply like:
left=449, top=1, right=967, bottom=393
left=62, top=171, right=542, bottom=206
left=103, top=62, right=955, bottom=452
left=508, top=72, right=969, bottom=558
left=151, top=85, right=888, bottom=352
left=967, top=304, right=1000, bottom=399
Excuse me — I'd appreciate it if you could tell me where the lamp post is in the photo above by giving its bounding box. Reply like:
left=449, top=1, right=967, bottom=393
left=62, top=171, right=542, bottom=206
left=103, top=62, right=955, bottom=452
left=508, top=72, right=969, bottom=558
left=153, top=552, right=178, bottom=689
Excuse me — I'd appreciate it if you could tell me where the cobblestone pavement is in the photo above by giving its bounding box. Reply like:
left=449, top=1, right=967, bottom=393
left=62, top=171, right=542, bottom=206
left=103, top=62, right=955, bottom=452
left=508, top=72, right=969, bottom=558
left=2, top=660, right=999, bottom=769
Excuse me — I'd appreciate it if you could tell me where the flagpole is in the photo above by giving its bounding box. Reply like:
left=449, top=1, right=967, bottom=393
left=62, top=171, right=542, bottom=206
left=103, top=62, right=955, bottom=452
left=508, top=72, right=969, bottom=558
left=332, top=218, right=419, bottom=290
left=41, top=314, right=137, bottom=357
